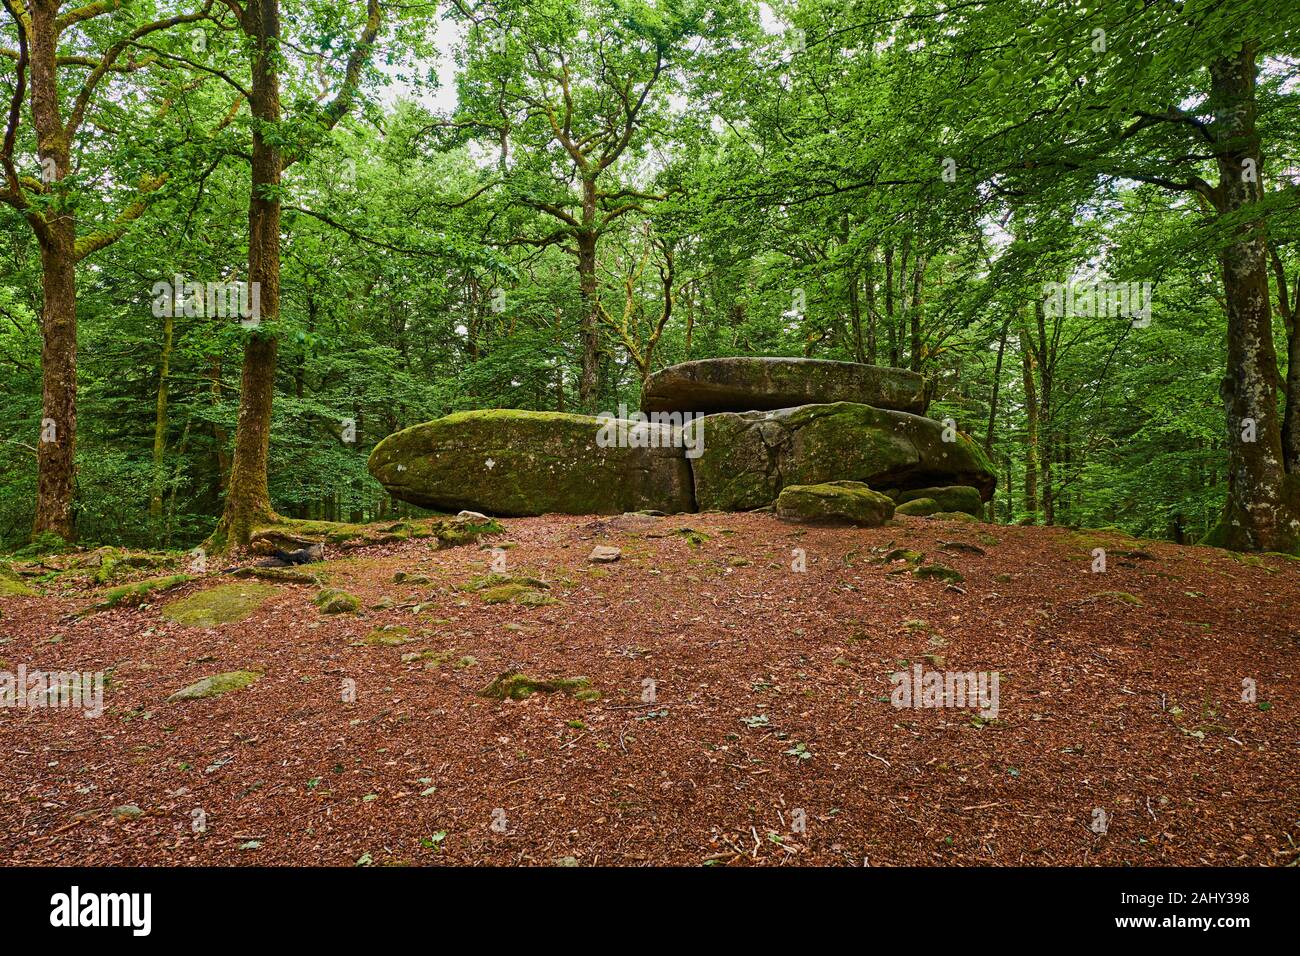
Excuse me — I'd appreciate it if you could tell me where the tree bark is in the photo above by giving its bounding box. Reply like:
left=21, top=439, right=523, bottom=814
left=863, top=246, right=878, bottom=364
left=576, top=178, right=602, bottom=410
left=1210, top=44, right=1300, bottom=552
left=210, top=0, right=283, bottom=548
left=1035, top=300, right=1055, bottom=526
left=33, top=233, right=77, bottom=541
left=149, top=305, right=175, bottom=524
left=28, top=0, right=77, bottom=541
left=1020, top=327, right=1039, bottom=521
left=1269, top=246, right=1299, bottom=473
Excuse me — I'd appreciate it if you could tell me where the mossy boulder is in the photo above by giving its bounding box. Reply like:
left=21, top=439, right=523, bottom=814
left=229, top=566, right=322, bottom=585
left=479, top=671, right=600, bottom=701
left=167, top=670, right=262, bottom=701
left=642, top=357, right=929, bottom=415
left=896, top=497, right=941, bottom=516
left=314, top=588, right=361, bottom=614
left=894, top=485, right=983, bottom=516
left=912, top=563, right=964, bottom=583
left=456, top=572, right=549, bottom=593
left=687, top=402, right=996, bottom=512
left=929, top=511, right=980, bottom=523
left=92, top=574, right=194, bottom=611
left=368, top=409, right=695, bottom=516
left=162, top=583, right=278, bottom=627
left=775, top=480, right=895, bottom=526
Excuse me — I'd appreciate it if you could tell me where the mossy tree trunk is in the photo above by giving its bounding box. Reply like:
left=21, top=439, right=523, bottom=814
left=210, top=0, right=284, bottom=550
left=208, top=0, right=381, bottom=551
left=3, top=0, right=198, bottom=543
left=1209, top=44, right=1300, bottom=553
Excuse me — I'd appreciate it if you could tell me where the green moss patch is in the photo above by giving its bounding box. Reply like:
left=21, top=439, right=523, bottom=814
left=480, top=583, right=551, bottom=604
left=479, top=671, right=600, bottom=702
left=457, top=572, right=550, bottom=593
left=168, top=670, right=262, bottom=702
left=162, top=583, right=278, bottom=627
left=361, top=625, right=413, bottom=646
left=0, top=564, right=35, bottom=597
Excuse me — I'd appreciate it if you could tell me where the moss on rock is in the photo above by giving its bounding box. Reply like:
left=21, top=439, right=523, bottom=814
left=912, top=563, right=964, bottom=583
left=367, top=409, right=696, bottom=516
left=775, top=480, right=895, bottom=526
left=894, top=485, right=983, bottom=516
left=93, top=574, right=194, bottom=611
left=162, top=583, right=278, bottom=627
left=479, top=671, right=600, bottom=701
left=314, top=588, right=361, bottom=614
left=642, top=357, right=928, bottom=415
left=167, top=670, right=262, bottom=701
left=689, top=402, right=996, bottom=511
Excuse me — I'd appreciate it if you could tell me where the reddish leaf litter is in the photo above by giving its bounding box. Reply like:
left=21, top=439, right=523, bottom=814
left=1, top=514, right=1297, bottom=867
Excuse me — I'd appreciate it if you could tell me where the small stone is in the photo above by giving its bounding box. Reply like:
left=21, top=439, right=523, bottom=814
left=588, top=545, right=622, bottom=563
left=111, top=805, right=143, bottom=822
left=314, top=588, right=360, bottom=614
left=167, top=670, right=262, bottom=701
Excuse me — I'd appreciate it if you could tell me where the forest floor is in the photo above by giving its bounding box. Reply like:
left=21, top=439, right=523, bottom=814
left=1, top=512, right=1298, bottom=867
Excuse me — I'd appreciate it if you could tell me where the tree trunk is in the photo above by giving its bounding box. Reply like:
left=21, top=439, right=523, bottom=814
left=28, top=1, right=77, bottom=541
left=847, top=269, right=865, bottom=364
left=150, top=306, right=174, bottom=525
left=1020, top=328, right=1039, bottom=521
left=1269, top=248, right=1299, bottom=473
left=909, top=253, right=924, bottom=372
left=985, top=314, right=1011, bottom=453
left=884, top=245, right=898, bottom=366
left=864, top=247, right=878, bottom=364
left=33, top=237, right=77, bottom=541
left=1034, top=300, right=1054, bottom=525
left=1210, top=44, right=1300, bottom=552
left=210, top=0, right=283, bottom=549
left=576, top=178, right=601, bottom=410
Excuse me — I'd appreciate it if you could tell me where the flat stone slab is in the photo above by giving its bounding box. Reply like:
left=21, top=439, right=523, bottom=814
left=368, top=409, right=696, bottom=517
left=641, top=357, right=928, bottom=416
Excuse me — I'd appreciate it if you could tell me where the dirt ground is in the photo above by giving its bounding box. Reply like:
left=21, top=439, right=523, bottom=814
left=1, top=512, right=1297, bottom=866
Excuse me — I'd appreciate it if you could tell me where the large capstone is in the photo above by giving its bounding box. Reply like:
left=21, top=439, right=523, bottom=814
left=686, top=402, right=995, bottom=511
left=641, top=357, right=928, bottom=416
left=367, top=409, right=696, bottom=516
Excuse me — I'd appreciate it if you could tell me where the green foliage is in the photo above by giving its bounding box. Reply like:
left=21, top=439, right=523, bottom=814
left=1, top=0, right=1297, bottom=551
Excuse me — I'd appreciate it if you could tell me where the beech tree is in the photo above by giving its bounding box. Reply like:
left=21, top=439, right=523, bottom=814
left=444, top=0, right=754, bottom=410
left=1, top=0, right=214, bottom=541
left=202, top=0, right=384, bottom=549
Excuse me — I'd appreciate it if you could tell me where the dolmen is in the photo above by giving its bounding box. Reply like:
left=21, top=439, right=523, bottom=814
left=368, top=357, right=996, bottom=525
